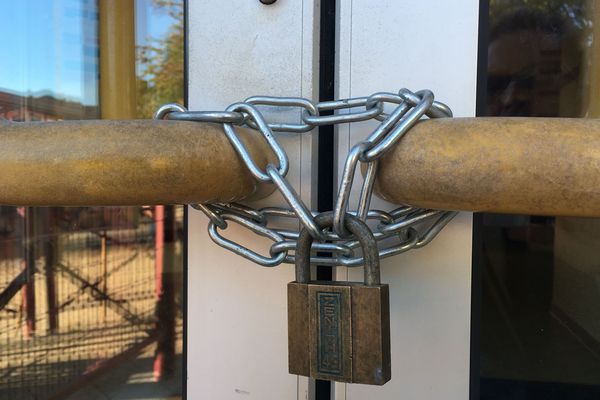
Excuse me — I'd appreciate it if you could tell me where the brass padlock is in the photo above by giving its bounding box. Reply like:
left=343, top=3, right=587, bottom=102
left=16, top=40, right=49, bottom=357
left=288, top=212, right=391, bottom=385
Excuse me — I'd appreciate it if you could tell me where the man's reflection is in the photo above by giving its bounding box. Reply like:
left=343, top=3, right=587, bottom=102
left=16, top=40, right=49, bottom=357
left=487, top=7, right=570, bottom=117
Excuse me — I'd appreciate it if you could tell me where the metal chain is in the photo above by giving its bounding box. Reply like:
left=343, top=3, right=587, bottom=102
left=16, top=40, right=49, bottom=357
left=157, top=88, right=458, bottom=267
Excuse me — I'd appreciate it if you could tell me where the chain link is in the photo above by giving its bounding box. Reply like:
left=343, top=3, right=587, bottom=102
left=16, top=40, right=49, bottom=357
left=159, top=88, right=457, bottom=268
left=222, top=103, right=289, bottom=182
left=245, top=96, right=318, bottom=133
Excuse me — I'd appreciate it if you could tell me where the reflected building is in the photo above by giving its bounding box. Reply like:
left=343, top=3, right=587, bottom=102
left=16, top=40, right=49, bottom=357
left=0, top=90, right=98, bottom=121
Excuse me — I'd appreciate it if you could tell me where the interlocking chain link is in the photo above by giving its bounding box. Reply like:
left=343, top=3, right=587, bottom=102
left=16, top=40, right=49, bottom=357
left=157, top=88, right=458, bottom=267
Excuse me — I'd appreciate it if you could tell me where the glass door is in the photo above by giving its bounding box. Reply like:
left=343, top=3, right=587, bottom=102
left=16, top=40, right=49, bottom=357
left=0, top=1, right=185, bottom=398
left=474, top=1, right=600, bottom=398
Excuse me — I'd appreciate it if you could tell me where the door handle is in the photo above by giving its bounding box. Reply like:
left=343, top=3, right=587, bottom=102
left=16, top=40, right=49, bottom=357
left=0, top=120, right=274, bottom=206
left=375, top=117, right=600, bottom=216
left=1, top=117, right=599, bottom=216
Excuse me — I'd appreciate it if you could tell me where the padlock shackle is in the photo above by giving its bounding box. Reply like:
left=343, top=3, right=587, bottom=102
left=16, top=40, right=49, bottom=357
left=295, top=212, right=380, bottom=286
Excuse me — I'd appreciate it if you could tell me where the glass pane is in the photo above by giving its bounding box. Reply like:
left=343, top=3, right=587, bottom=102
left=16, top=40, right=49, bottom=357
left=0, top=1, right=184, bottom=399
left=479, top=1, right=600, bottom=398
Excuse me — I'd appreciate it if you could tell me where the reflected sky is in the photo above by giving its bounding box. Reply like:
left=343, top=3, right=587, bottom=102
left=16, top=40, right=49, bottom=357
left=0, top=0, right=174, bottom=106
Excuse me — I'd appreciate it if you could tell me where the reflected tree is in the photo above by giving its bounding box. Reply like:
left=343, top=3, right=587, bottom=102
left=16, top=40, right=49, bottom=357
left=137, top=0, right=184, bottom=118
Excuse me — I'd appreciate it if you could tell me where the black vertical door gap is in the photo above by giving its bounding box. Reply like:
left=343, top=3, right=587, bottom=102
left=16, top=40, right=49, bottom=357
left=470, top=1, right=488, bottom=400
left=316, top=0, right=336, bottom=399
left=182, top=0, right=189, bottom=398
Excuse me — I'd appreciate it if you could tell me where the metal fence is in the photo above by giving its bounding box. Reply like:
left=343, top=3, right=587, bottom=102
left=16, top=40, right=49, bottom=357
left=0, top=206, right=183, bottom=399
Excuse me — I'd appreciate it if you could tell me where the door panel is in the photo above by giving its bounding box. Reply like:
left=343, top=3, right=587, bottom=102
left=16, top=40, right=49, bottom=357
left=186, top=1, right=319, bottom=399
left=186, top=1, right=478, bottom=399
left=334, top=1, right=478, bottom=399
left=478, top=2, right=600, bottom=398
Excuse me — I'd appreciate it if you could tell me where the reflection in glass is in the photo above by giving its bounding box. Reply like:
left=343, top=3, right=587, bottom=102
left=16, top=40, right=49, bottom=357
left=0, top=1, right=184, bottom=399
left=480, top=1, right=600, bottom=398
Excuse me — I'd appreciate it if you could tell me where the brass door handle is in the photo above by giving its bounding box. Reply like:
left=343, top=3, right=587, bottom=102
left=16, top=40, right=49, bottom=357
left=375, top=117, right=600, bottom=216
left=2, top=117, right=600, bottom=216
left=0, top=120, right=274, bottom=206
